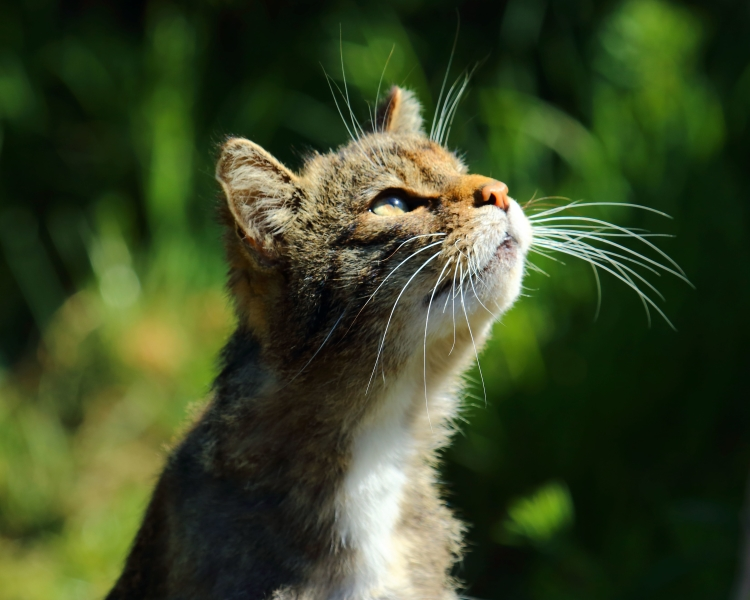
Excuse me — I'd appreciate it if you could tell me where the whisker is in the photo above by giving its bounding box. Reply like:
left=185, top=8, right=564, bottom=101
left=528, top=201, right=673, bottom=221
left=555, top=242, right=666, bottom=310
left=468, top=249, right=494, bottom=289
left=346, top=238, right=445, bottom=335
left=534, top=238, right=667, bottom=301
left=535, top=239, right=657, bottom=322
left=430, top=18, right=460, bottom=142
left=529, top=247, right=565, bottom=264
left=532, top=215, right=688, bottom=280
left=323, top=71, right=381, bottom=170
left=534, top=227, right=689, bottom=283
left=459, top=263, right=487, bottom=406
left=443, top=259, right=459, bottom=313
left=435, top=71, right=467, bottom=146
left=535, top=231, right=665, bottom=277
left=525, top=260, right=550, bottom=277
left=423, top=257, right=454, bottom=429
left=468, top=263, right=498, bottom=319
left=322, top=68, right=356, bottom=143
left=449, top=261, right=459, bottom=354
left=374, top=44, right=396, bottom=130
left=591, top=263, right=602, bottom=321
left=284, top=311, right=346, bottom=386
left=379, top=233, right=446, bottom=263
left=339, top=28, right=364, bottom=141
left=533, top=239, right=675, bottom=329
left=367, top=250, right=443, bottom=393
left=523, top=195, right=571, bottom=212
left=443, top=65, right=478, bottom=145
left=535, top=226, right=672, bottom=238
left=434, top=71, right=465, bottom=146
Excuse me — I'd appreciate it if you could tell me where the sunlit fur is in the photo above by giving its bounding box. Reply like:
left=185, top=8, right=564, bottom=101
left=106, top=86, right=534, bottom=600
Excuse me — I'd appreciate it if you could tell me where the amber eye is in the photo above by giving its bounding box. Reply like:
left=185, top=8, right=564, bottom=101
left=371, top=196, right=410, bottom=216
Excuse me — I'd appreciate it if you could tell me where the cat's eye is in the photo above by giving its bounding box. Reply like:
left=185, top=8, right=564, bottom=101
left=371, top=196, right=410, bottom=216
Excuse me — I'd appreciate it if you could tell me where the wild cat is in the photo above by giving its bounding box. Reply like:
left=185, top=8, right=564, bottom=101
left=106, top=85, right=685, bottom=600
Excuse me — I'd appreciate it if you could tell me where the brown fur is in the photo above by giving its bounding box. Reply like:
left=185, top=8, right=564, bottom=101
left=106, top=86, right=532, bottom=599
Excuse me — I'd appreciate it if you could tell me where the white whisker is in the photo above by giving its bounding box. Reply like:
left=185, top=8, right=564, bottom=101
left=536, top=231, right=665, bottom=278
left=533, top=239, right=675, bottom=329
left=367, top=250, right=443, bottom=393
left=345, top=238, right=445, bottom=336
left=526, top=197, right=692, bottom=328
left=536, top=239, right=667, bottom=302
left=528, top=201, right=673, bottom=221
left=532, top=215, right=687, bottom=279
left=323, top=71, right=381, bottom=170
left=448, top=261, right=459, bottom=354
left=284, top=311, right=346, bottom=387
left=374, top=44, right=396, bottom=125
left=339, top=29, right=364, bottom=141
left=423, top=257, right=454, bottom=429
left=435, top=72, right=466, bottom=146
left=361, top=240, right=444, bottom=305
left=591, top=263, right=602, bottom=321
left=380, top=233, right=446, bottom=263
left=525, top=260, right=550, bottom=277
left=533, top=224, right=671, bottom=237
left=529, top=247, right=565, bottom=263
left=442, top=66, right=477, bottom=145
left=430, top=19, right=460, bottom=142
left=534, top=227, right=689, bottom=283
left=468, top=263, right=498, bottom=319
left=322, top=68, right=356, bottom=143
left=459, top=263, right=487, bottom=406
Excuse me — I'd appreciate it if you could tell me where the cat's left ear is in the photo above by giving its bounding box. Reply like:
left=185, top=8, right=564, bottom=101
left=216, top=138, right=300, bottom=266
left=375, top=86, right=424, bottom=135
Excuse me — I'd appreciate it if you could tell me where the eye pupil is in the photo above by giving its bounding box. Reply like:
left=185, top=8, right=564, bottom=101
left=371, top=196, right=409, bottom=216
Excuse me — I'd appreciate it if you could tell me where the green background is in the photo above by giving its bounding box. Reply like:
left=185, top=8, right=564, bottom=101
left=0, top=0, right=748, bottom=598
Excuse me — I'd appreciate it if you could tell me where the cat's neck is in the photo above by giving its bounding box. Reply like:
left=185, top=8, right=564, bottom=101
left=204, top=325, right=480, bottom=594
left=209, top=325, right=478, bottom=469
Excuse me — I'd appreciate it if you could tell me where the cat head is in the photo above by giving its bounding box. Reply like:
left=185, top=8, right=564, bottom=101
left=216, top=86, right=532, bottom=386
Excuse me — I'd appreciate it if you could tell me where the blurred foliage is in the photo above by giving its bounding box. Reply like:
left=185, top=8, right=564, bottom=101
left=0, top=0, right=748, bottom=598
left=498, top=481, right=574, bottom=547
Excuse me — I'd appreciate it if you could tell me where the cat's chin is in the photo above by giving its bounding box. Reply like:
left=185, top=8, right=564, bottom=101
left=466, top=235, right=527, bottom=320
left=493, top=233, right=519, bottom=264
left=423, top=234, right=525, bottom=315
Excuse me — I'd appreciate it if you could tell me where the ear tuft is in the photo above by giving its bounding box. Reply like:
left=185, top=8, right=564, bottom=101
left=216, top=138, right=300, bottom=263
left=375, top=86, right=424, bottom=135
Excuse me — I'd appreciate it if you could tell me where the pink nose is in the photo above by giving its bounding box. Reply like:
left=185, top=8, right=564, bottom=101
left=481, top=181, right=510, bottom=212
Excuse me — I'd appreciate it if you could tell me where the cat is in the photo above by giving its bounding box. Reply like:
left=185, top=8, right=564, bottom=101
left=103, top=84, right=532, bottom=599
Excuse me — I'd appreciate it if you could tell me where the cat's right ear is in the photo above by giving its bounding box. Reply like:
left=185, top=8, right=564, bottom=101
left=216, top=138, right=300, bottom=267
left=375, top=86, right=424, bottom=135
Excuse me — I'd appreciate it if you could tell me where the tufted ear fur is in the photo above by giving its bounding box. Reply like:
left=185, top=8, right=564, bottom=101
left=216, top=138, right=301, bottom=267
left=375, top=86, right=424, bottom=135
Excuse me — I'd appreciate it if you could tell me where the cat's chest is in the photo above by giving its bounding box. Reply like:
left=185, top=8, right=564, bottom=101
left=334, top=378, right=418, bottom=595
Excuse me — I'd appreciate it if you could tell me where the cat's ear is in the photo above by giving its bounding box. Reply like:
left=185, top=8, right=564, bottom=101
left=375, top=86, right=424, bottom=135
left=216, top=138, right=300, bottom=266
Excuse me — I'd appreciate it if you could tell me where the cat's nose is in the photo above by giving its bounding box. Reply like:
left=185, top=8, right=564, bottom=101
left=480, top=181, right=510, bottom=212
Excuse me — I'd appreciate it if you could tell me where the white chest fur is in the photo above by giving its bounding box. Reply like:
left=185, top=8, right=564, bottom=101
left=335, top=377, right=418, bottom=597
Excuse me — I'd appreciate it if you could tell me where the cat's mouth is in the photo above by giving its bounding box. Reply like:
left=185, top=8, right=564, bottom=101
left=423, top=234, right=520, bottom=306
left=481, top=233, right=519, bottom=271
left=474, top=233, right=519, bottom=280
left=495, top=233, right=518, bottom=259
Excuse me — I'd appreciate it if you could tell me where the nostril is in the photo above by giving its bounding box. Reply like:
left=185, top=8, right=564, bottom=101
left=480, top=181, right=510, bottom=212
